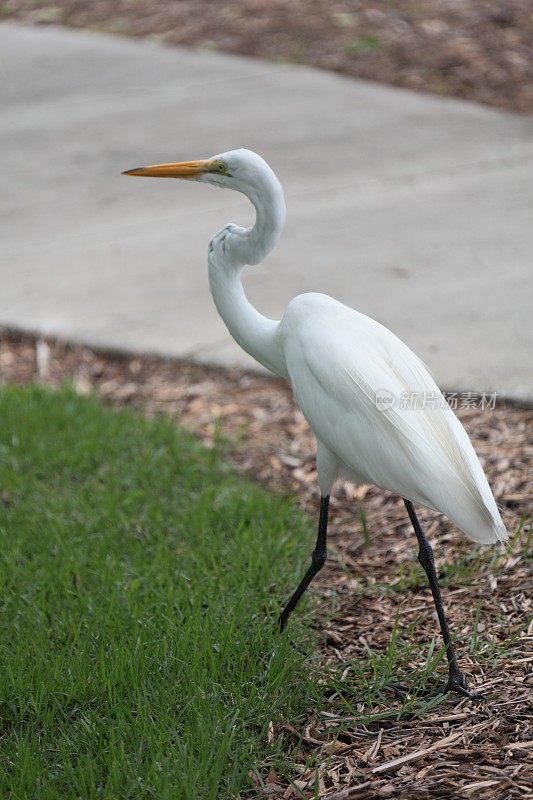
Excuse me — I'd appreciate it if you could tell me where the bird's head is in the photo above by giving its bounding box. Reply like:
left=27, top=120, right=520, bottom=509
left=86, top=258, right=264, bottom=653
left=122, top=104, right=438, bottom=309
left=123, top=148, right=286, bottom=267
left=123, top=148, right=277, bottom=196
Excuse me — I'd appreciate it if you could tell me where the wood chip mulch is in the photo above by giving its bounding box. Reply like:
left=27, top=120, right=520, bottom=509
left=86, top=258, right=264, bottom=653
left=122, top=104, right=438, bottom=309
left=1, top=329, right=531, bottom=799
left=5, top=0, right=533, bottom=115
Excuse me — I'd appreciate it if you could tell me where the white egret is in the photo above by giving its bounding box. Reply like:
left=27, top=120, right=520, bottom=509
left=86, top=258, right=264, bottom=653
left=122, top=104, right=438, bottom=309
left=124, top=149, right=507, bottom=697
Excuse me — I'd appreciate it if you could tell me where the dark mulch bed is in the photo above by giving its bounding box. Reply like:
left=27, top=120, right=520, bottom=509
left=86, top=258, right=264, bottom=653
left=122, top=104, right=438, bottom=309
left=4, top=0, right=533, bottom=115
left=1, top=329, right=531, bottom=799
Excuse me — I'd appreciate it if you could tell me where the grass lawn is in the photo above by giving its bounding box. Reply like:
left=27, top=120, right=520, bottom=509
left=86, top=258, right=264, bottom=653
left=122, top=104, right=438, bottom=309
left=1, top=374, right=530, bottom=798
left=0, top=385, right=319, bottom=799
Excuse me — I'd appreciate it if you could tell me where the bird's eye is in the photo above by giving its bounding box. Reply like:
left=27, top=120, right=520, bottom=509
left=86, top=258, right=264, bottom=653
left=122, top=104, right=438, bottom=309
left=218, top=162, right=226, bottom=173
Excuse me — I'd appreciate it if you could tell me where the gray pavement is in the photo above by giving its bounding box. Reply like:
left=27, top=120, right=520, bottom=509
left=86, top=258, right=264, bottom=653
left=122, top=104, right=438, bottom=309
left=1, top=23, right=532, bottom=400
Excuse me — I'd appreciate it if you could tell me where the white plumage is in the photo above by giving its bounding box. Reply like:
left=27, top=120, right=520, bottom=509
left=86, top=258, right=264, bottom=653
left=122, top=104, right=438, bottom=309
left=124, top=147, right=507, bottom=696
left=280, top=292, right=506, bottom=544
left=124, top=147, right=506, bottom=547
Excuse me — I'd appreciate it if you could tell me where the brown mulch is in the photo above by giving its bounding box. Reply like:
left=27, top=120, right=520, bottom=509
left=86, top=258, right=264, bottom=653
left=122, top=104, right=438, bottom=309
left=1, top=329, right=532, bottom=799
left=4, top=0, right=533, bottom=115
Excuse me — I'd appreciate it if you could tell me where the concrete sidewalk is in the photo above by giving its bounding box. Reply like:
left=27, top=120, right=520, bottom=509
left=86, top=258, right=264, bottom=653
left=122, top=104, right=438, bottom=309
left=1, top=23, right=532, bottom=400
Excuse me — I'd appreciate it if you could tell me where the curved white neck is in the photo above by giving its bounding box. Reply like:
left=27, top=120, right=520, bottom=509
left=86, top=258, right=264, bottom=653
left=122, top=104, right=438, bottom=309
left=207, top=174, right=289, bottom=378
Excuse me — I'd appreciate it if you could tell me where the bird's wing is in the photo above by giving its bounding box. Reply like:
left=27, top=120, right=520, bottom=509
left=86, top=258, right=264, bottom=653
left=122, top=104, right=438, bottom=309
left=280, top=293, right=506, bottom=543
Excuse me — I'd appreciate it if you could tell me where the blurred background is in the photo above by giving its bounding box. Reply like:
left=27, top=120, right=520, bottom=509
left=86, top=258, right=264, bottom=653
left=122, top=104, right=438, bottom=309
left=1, top=1, right=532, bottom=398
left=6, top=0, right=533, bottom=112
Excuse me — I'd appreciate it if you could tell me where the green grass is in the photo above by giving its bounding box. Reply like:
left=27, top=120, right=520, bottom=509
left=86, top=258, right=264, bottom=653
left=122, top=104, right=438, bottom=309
left=0, top=385, right=319, bottom=799
left=344, top=34, right=382, bottom=55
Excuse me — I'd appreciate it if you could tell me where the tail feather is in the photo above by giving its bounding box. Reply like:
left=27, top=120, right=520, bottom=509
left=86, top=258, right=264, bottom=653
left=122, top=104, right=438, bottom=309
left=434, top=478, right=508, bottom=545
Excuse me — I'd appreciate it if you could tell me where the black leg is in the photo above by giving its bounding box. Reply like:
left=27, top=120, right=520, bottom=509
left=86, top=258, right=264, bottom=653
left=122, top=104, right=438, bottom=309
left=404, top=499, right=479, bottom=699
left=279, top=495, right=329, bottom=632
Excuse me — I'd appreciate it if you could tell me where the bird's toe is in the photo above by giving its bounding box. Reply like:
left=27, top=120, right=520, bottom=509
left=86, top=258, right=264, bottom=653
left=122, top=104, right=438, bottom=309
left=442, top=671, right=483, bottom=701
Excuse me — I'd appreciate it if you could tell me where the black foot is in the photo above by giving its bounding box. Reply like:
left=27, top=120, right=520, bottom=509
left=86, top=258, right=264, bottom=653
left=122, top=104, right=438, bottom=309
left=278, top=612, right=288, bottom=633
left=386, top=681, right=410, bottom=699
left=441, top=670, right=482, bottom=701
left=386, top=673, right=482, bottom=701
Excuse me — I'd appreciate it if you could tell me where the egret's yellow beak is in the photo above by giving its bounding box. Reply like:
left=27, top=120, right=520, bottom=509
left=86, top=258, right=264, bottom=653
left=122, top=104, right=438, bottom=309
left=122, top=159, right=214, bottom=179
